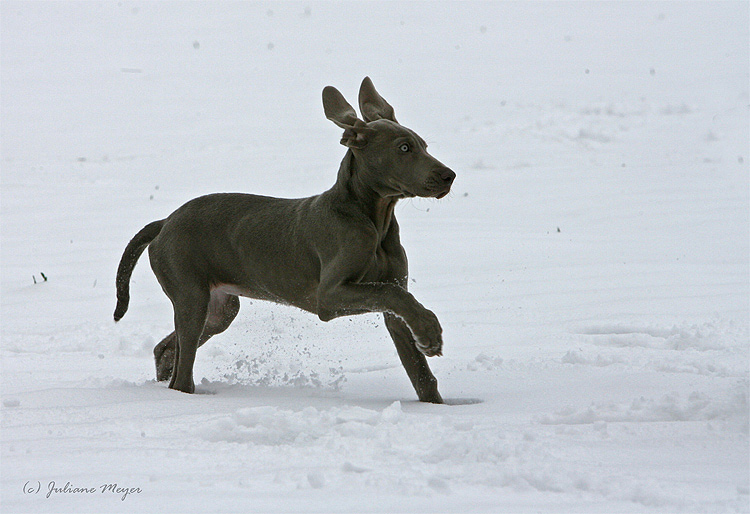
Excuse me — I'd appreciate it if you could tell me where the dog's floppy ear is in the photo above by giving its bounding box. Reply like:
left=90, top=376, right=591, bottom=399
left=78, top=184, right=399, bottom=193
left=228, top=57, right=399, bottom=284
left=358, top=77, right=397, bottom=123
left=322, top=86, right=371, bottom=149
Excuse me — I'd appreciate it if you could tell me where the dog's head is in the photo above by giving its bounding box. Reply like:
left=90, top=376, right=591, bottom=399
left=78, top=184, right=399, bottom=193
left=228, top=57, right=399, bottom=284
left=322, top=77, right=455, bottom=199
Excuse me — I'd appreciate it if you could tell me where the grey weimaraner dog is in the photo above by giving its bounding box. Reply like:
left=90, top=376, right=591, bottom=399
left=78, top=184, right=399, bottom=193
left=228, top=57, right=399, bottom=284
left=114, top=77, right=455, bottom=403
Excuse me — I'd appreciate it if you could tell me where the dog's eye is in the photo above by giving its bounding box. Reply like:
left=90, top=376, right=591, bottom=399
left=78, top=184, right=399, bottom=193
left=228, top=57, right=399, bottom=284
left=399, top=143, right=411, bottom=153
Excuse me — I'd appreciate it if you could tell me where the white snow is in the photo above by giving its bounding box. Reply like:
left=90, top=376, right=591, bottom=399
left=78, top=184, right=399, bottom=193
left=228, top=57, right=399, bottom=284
left=1, top=2, right=748, bottom=513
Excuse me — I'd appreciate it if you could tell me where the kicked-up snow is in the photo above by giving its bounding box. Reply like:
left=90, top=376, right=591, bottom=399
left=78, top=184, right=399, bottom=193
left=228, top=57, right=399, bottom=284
left=1, top=2, right=748, bottom=513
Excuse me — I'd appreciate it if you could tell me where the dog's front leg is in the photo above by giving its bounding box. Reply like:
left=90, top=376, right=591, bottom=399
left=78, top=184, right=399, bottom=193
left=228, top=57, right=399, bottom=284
left=384, top=312, right=442, bottom=403
left=317, top=279, right=443, bottom=357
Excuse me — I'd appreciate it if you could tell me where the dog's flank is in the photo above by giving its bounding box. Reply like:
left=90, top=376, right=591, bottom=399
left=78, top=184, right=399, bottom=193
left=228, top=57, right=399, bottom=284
left=114, top=77, right=455, bottom=403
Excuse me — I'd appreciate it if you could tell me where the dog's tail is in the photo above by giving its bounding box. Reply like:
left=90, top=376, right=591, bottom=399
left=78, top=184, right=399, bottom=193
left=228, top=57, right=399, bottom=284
left=114, top=220, right=165, bottom=322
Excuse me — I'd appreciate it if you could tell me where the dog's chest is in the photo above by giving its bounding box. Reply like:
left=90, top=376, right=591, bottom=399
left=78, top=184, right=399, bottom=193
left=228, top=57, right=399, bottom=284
left=361, top=245, right=404, bottom=284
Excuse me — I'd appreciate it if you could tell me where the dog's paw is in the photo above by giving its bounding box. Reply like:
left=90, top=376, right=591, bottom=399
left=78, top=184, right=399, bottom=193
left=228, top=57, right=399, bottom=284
left=415, top=334, right=443, bottom=357
left=155, top=347, right=175, bottom=382
left=413, top=310, right=443, bottom=357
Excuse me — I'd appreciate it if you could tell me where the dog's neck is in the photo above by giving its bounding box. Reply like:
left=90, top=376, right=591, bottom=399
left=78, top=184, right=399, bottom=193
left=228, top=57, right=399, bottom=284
left=332, top=150, right=399, bottom=242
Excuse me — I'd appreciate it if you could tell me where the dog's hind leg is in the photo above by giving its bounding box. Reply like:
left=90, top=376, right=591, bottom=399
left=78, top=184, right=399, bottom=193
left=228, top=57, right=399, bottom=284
left=167, top=285, right=211, bottom=393
left=154, top=291, right=240, bottom=383
left=384, top=312, right=442, bottom=403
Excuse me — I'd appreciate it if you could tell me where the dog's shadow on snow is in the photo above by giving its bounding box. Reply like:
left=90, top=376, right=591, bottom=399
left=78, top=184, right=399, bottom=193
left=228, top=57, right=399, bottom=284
left=442, top=398, right=483, bottom=406
left=400, top=397, right=484, bottom=407
left=192, top=381, right=484, bottom=407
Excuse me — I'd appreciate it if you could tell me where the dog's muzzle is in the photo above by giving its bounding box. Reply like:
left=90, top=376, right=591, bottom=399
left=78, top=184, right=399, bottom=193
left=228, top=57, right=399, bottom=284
left=433, top=167, right=456, bottom=198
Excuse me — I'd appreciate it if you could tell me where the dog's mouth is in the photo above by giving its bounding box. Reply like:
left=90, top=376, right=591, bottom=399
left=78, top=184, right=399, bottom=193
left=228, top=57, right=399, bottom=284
left=417, top=186, right=451, bottom=199
left=425, top=167, right=455, bottom=199
left=416, top=174, right=454, bottom=199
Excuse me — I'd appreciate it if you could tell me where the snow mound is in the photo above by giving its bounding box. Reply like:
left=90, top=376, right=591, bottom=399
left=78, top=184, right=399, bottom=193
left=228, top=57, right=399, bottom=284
left=200, top=402, right=404, bottom=446
left=576, top=320, right=746, bottom=352
left=538, top=381, right=748, bottom=428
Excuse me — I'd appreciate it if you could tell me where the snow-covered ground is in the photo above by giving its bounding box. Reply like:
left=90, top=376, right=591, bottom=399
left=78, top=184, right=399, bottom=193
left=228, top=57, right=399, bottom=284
left=2, top=2, right=748, bottom=512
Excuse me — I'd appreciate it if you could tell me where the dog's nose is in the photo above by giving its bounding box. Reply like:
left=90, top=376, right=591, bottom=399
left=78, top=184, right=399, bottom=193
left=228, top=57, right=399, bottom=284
left=438, top=167, right=456, bottom=184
